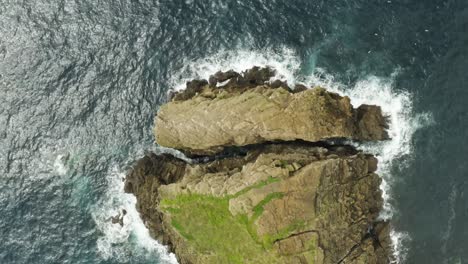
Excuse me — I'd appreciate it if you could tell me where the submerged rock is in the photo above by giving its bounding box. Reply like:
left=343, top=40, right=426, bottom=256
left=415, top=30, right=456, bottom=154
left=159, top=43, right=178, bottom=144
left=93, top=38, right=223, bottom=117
left=126, top=67, right=392, bottom=263
left=110, top=209, right=127, bottom=226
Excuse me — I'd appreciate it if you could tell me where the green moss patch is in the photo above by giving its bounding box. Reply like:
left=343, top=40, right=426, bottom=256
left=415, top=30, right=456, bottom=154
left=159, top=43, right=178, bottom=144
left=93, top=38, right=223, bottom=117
left=161, top=194, right=277, bottom=263
left=159, top=177, right=314, bottom=263
left=261, top=220, right=308, bottom=248
left=252, top=192, right=284, bottom=221
left=230, top=176, right=280, bottom=198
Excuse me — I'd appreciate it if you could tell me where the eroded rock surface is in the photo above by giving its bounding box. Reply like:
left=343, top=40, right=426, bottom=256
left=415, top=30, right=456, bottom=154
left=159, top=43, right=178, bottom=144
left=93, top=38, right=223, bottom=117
left=126, top=67, right=392, bottom=263
left=126, top=144, right=392, bottom=263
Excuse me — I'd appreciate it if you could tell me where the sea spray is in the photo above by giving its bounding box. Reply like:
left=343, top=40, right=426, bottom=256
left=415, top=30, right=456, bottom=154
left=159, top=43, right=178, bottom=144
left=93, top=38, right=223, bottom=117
left=91, top=166, right=177, bottom=264
left=53, top=155, right=68, bottom=176
left=169, top=48, right=301, bottom=92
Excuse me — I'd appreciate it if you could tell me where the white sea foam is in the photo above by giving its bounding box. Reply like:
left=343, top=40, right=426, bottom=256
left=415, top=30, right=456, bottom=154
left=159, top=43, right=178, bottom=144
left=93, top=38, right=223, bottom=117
left=92, top=166, right=178, bottom=264
left=441, top=183, right=457, bottom=256
left=305, top=71, right=433, bottom=218
left=389, top=229, right=411, bottom=264
left=303, top=71, right=431, bottom=264
left=53, top=154, right=68, bottom=176
left=169, top=48, right=432, bottom=263
left=169, top=48, right=301, bottom=91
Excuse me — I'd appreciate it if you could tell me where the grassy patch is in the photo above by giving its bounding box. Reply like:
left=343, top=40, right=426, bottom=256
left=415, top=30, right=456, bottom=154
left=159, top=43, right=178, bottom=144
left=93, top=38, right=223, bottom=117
left=161, top=194, right=275, bottom=263
left=230, top=176, right=280, bottom=198
left=171, top=219, right=194, bottom=240
left=252, top=192, right=284, bottom=221
left=261, top=220, right=308, bottom=248
left=158, top=177, right=313, bottom=263
left=164, top=207, right=182, bottom=214
left=307, top=234, right=318, bottom=259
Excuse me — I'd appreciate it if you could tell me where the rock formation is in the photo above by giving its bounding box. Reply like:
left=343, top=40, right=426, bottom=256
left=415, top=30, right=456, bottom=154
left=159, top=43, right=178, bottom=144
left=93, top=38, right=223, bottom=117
left=125, top=67, right=393, bottom=263
left=155, top=67, right=388, bottom=156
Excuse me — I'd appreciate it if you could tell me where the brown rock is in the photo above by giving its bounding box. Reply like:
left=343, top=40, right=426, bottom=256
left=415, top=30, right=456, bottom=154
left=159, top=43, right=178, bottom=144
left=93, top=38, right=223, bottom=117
left=366, top=155, right=379, bottom=173
left=208, top=70, right=240, bottom=86
left=126, top=144, right=391, bottom=264
left=155, top=86, right=389, bottom=156
left=355, top=105, right=389, bottom=140
left=270, top=79, right=291, bottom=91
left=124, top=153, right=186, bottom=239
left=172, top=79, right=208, bottom=101
left=293, top=84, right=308, bottom=93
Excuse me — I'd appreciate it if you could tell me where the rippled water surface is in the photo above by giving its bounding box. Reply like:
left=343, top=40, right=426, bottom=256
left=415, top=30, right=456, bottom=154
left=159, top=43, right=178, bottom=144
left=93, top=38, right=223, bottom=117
left=1, top=1, right=467, bottom=263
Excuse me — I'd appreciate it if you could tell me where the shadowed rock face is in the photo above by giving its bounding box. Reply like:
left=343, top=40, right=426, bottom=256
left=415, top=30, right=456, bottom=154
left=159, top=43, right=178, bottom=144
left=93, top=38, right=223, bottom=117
left=125, top=67, right=392, bottom=264
left=156, top=69, right=388, bottom=156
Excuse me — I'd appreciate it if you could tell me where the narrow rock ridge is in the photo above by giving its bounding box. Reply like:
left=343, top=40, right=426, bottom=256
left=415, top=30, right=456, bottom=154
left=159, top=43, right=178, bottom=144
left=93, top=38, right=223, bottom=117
left=125, top=67, right=392, bottom=263
left=156, top=68, right=389, bottom=156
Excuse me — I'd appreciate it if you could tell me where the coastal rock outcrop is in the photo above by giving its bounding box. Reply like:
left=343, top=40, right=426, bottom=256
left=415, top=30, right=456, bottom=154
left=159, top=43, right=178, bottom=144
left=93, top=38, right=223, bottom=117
left=125, top=67, right=392, bottom=263
left=155, top=68, right=388, bottom=156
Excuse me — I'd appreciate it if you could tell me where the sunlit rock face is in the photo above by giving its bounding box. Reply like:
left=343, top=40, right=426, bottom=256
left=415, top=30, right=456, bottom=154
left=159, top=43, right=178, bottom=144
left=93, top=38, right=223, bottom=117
left=155, top=67, right=388, bottom=156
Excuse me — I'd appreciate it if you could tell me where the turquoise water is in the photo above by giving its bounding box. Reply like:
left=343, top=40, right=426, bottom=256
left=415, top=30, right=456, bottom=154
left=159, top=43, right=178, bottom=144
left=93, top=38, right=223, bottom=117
left=0, top=1, right=467, bottom=263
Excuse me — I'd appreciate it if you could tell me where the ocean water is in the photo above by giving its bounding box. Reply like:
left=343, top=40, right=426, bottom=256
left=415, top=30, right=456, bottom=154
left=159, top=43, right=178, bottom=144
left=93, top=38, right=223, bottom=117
left=0, top=1, right=467, bottom=263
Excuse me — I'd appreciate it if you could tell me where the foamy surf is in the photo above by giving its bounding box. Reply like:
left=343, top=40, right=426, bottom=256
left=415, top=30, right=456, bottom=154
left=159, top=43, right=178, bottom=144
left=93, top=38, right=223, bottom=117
left=307, top=73, right=433, bottom=263
left=305, top=71, right=433, bottom=218
left=169, top=48, right=301, bottom=92
left=91, top=166, right=178, bottom=264
left=53, top=154, right=68, bottom=176
left=169, top=48, right=432, bottom=263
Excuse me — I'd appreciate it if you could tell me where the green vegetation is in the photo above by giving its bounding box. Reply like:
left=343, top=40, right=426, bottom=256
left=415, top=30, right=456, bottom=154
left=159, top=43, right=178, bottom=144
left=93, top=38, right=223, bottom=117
left=159, top=177, right=314, bottom=263
left=230, top=176, right=280, bottom=198
left=306, top=234, right=319, bottom=261
left=277, top=160, right=289, bottom=168
left=161, top=194, right=275, bottom=263
left=171, top=219, right=193, bottom=240
left=261, top=220, right=308, bottom=249
left=251, top=192, right=284, bottom=221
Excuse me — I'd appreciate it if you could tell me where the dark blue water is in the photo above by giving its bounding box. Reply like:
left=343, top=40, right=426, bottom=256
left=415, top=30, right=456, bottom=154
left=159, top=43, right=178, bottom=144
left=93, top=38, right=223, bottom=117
left=1, top=1, right=467, bottom=263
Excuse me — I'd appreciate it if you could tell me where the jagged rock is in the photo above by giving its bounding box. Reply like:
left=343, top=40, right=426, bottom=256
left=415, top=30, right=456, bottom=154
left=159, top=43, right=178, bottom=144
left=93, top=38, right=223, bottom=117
left=216, top=66, right=276, bottom=89
left=208, top=70, right=240, bottom=86
left=110, top=209, right=127, bottom=226
left=294, top=83, right=308, bottom=93
left=156, top=82, right=389, bottom=155
left=270, top=79, right=291, bottom=91
left=124, top=153, right=186, bottom=239
left=355, top=105, right=389, bottom=140
left=172, top=79, right=209, bottom=101
left=173, top=67, right=277, bottom=102
left=126, top=144, right=392, bottom=264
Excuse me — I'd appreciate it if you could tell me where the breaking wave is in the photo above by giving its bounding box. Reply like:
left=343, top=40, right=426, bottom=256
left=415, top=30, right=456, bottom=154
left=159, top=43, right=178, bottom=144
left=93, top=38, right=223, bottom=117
left=169, top=48, right=301, bottom=91
left=91, top=165, right=177, bottom=264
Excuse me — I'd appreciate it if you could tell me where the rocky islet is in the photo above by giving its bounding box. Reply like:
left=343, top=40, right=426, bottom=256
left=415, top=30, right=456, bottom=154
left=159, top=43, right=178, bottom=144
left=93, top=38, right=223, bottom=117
left=124, top=67, right=393, bottom=263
